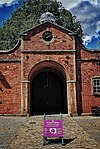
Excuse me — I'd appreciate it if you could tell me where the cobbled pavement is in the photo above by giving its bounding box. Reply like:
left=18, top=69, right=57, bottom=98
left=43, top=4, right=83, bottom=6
left=0, top=115, right=100, bottom=149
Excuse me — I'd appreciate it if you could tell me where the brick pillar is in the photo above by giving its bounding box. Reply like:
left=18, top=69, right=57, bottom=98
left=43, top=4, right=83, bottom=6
left=21, top=37, right=30, bottom=115
left=21, top=80, right=30, bottom=115
left=66, top=35, right=77, bottom=116
left=21, top=37, right=24, bottom=115
left=72, top=36, right=78, bottom=116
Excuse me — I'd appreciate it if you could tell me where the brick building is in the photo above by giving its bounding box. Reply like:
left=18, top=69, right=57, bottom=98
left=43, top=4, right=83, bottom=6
left=0, top=12, right=100, bottom=116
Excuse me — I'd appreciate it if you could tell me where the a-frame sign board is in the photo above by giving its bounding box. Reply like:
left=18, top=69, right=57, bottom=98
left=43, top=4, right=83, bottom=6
left=43, top=114, right=64, bottom=145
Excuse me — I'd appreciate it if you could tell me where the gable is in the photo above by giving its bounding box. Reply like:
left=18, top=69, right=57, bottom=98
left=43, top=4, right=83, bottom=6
left=21, top=22, right=75, bottom=51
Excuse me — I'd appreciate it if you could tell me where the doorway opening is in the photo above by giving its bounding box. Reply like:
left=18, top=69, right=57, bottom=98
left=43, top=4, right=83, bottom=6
left=30, top=68, right=67, bottom=115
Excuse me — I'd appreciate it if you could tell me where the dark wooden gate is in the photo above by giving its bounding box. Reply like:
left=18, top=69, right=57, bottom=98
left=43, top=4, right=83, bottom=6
left=30, top=70, right=66, bottom=115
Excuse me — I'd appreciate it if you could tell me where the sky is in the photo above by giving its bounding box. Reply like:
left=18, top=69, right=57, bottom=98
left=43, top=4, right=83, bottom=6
left=0, top=0, right=100, bottom=50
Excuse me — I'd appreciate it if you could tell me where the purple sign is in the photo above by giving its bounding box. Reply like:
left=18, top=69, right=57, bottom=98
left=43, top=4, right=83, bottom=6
left=43, top=120, right=63, bottom=137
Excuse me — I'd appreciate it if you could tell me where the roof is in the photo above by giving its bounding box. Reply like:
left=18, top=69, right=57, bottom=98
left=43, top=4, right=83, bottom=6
left=0, top=40, right=21, bottom=54
left=21, top=21, right=76, bottom=36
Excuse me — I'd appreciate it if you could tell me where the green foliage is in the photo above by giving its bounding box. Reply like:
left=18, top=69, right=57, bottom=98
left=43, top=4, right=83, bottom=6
left=0, top=0, right=83, bottom=50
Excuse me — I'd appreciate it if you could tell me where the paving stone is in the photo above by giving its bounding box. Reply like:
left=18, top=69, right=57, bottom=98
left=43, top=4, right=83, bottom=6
left=3, top=115, right=99, bottom=149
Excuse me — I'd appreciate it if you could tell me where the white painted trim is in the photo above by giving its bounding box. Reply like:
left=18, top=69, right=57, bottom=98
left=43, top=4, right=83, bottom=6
left=66, top=80, right=76, bottom=83
left=21, top=81, right=30, bottom=83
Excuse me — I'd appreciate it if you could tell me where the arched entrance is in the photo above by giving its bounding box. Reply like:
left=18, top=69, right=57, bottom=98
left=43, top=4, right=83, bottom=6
left=30, top=68, right=67, bottom=115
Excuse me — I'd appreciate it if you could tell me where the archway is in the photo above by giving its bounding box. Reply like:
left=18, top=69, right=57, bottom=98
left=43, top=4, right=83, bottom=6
left=30, top=68, right=67, bottom=115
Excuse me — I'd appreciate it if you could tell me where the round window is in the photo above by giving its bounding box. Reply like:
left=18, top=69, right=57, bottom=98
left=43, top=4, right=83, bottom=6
left=42, top=31, right=53, bottom=42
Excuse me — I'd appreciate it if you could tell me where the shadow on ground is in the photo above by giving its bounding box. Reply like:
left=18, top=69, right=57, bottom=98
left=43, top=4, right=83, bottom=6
left=43, top=137, right=76, bottom=146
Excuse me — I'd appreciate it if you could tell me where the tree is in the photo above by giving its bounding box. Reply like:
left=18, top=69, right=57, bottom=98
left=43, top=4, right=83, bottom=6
left=0, top=0, right=83, bottom=50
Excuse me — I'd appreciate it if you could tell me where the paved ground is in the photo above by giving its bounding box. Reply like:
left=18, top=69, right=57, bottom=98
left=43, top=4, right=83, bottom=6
left=73, top=117, right=100, bottom=145
left=0, top=116, right=26, bottom=149
left=0, top=115, right=100, bottom=149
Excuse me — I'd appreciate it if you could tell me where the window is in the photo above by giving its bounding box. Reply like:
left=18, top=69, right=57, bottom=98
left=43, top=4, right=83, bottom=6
left=93, top=78, right=100, bottom=95
left=42, top=31, right=53, bottom=42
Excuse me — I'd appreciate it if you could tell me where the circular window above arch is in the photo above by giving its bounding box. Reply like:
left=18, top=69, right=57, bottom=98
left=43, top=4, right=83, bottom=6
left=42, top=31, right=53, bottom=42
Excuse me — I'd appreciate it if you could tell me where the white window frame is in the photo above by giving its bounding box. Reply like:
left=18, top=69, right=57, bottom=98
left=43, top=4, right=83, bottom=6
left=92, top=77, right=100, bottom=95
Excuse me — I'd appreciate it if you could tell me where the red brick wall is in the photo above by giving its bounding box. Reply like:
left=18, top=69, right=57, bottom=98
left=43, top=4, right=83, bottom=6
left=0, top=63, right=21, bottom=114
left=21, top=23, right=76, bottom=115
left=23, top=24, right=73, bottom=51
left=80, top=49, right=100, bottom=114
left=0, top=22, right=100, bottom=116
left=0, top=43, right=21, bottom=115
left=0, top=23, right=76, bottom=115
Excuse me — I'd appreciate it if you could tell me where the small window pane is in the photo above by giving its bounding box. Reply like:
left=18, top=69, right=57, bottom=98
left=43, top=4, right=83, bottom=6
left=97, top=80, right=100, bottom=85
left=94, top=80, right=96, bottom=85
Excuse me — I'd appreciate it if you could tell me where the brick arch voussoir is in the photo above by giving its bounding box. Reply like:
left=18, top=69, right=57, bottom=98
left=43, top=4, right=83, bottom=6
left=28, top=60, right=67, bottom=81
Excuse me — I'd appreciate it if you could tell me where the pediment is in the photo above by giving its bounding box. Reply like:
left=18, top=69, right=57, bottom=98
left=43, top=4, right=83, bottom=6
left=21, top=22, right=75, bottom=51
